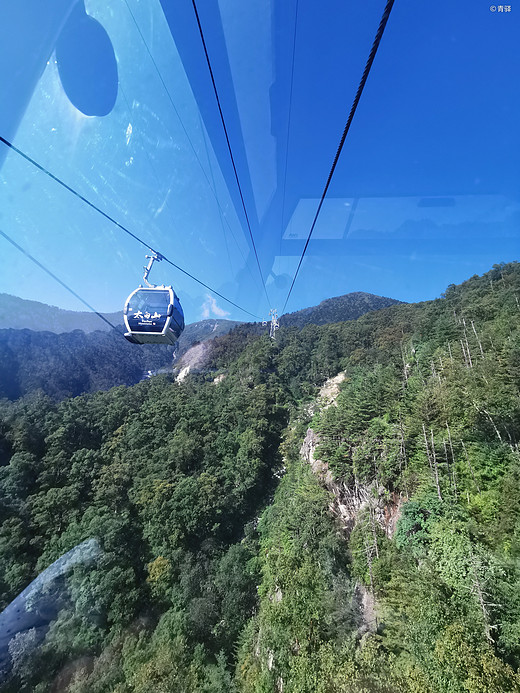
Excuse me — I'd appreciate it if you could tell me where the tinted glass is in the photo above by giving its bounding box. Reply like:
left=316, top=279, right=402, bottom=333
left=127, top=289, right=170, bottom=332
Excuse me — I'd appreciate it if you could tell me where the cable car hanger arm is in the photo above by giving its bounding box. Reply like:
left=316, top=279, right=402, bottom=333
left=143, top=252, right=163, bottom=288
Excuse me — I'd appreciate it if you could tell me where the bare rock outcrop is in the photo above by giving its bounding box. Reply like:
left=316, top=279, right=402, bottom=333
left=301, top=425, right=404, bottom=539
left=300, top=372, right=405, bottom=540
left=175, top=341, right=213, bottom=382
left=352, top=583, right=378, bottom=634
left=318, top=372, right=346, bottom=407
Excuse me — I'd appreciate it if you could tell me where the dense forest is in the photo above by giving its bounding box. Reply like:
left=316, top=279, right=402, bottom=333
left=0, top=328, right=172, bottom=400
left=0, top=262, right=519, bottom=691
left=0, top=318, right=242, bottom=401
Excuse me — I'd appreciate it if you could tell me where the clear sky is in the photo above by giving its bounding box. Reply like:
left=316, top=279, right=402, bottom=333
left=0, top=0, right=518, bottom=324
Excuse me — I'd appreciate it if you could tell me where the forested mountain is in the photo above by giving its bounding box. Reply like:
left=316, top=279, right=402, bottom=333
left=0, top=262, right=519, bottom=692
left=0, top=291, right=242, bottom=344
left=279, top=291, right=402, bottom=328
left=0, top=288, right=399, bottom=402
left=0, top=289, right=399, bottom=337
left=177, top=318, right=242, bottom=356
left=0, top=328, right=172, bottom=400
left=0, top=294, right=121, bottom=333
left=0, top=319, right=242, bottom=401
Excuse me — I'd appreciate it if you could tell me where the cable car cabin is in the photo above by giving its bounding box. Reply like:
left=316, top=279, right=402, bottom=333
left=123, top=286, right=184, bottom=345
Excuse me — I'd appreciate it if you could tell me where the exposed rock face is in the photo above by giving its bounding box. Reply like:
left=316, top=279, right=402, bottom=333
left=352, top=583, right=378, bottom=634
left=300, top=375, right=407, bottom=637
left=176, top=365, right=191, bottom=383
left=272, top=587, right=282, bottom=603
left=302, top=370, right=405, bottom=546
left=175, top=341, right=213, bottom=382
left=300, top=426, right=404, bottom=539
left=318, top=371, right=346, bottom=407
left=267, top=650, right=274, bottom=671
left=301, top=428, right=334, bottom=485
left=303, top=372, right=347, bottom=419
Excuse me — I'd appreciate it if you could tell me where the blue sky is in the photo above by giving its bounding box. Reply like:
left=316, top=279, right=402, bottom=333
left=0, top=0, right=518, bottom=324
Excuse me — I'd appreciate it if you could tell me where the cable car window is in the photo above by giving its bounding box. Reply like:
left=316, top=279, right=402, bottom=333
left=127, top=290, right=170, bottom=317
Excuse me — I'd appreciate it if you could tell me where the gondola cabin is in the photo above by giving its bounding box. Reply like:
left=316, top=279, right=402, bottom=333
left=124, top=286, right=184, bottom=345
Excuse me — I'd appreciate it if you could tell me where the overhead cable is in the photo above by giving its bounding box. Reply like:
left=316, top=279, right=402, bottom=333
left=121, top=0, right=263, bottom=295
left=0, top=135, right=260, bottom=320
left=191, top=0, right=271, bottom=309
left=280, top=0, right=299, bottom=256
left=282, top=0, right=395, bottom=314
left=0, top=228, right=120, bottom=332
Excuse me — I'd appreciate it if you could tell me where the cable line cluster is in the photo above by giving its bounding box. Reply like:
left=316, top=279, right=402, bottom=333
left=281, top=0, right=395, bottom=314
left=0, top=135, right=261, bottom=321
left=121, top=0, right=263, bottom=297
left=279, top=0, right=299, bottom=257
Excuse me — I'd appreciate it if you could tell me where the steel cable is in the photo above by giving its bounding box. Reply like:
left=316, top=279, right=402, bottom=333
left=0, top=135, right=261, bottom=319
left=282, top=0, right=396, bottom=314
left=191, top=0, right=271, bottom=310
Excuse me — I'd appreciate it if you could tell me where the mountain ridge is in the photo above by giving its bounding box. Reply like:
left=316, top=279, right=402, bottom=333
left=0, top=290, right=403, bottom=334
left=280, top=291, right=403, bottom=328
left=0, top=292, right=122, bottom=333
left=0, top=290, right=404, bottom=400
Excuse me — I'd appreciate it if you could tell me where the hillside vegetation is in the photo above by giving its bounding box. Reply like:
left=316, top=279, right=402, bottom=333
left=0, top=291, right=397, bottom=401
left=0, top=328, right=172, bottom=400
left=0, top=262, right=519, bottom=692
left=0, top=319, right=241, bottom=401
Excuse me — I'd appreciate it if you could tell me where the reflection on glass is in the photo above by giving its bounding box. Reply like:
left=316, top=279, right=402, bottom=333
left=0, top=539, right=102, bottom=682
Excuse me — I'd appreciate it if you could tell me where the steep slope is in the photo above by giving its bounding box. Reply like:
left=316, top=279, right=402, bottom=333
left=237, top=262, right=520, bottom=692
left=0, top=328, right=173, bottom=400
left=0, top=288, right=404, bottom=402
left=175, top=318, right=242, bottom=358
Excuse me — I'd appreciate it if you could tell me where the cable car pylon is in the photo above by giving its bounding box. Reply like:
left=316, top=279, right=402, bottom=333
left=263, top=308, right=280, bottom=340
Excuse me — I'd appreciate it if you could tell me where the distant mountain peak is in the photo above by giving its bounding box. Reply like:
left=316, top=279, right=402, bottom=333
left=0, top=293, right=122, bottom=333
left=280, top=291, right=403, bottom=328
